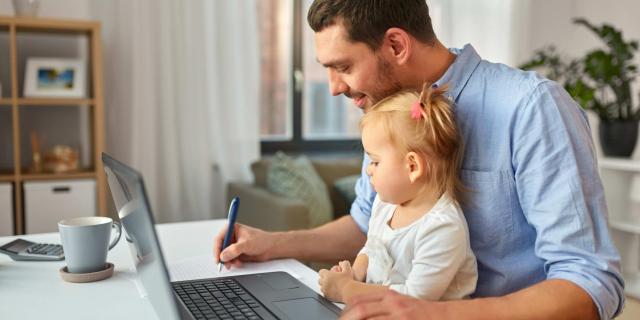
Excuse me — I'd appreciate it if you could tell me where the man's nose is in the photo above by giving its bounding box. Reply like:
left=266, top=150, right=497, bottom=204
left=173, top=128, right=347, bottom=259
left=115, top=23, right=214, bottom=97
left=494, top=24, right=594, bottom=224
left=328, top=69, right=348, bottom=96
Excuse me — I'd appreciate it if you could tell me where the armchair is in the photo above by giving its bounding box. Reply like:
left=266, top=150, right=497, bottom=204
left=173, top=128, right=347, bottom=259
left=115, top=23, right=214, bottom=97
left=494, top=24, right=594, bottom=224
left=227, top=156, right=361, bottom=232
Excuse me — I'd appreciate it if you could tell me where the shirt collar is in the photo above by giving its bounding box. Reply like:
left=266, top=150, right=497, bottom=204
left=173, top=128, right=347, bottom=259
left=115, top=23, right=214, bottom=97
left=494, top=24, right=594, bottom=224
left=433, top=44, right=482, bottom=103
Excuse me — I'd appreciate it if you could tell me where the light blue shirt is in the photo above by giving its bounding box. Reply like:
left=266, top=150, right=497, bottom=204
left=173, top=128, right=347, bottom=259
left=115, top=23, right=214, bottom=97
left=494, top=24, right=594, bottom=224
left=350, top=44, right=624, bottom=319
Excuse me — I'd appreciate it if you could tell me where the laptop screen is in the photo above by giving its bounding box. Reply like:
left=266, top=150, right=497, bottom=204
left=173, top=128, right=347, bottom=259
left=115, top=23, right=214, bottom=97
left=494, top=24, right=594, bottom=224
left=102, top=153, right=180, bottom=320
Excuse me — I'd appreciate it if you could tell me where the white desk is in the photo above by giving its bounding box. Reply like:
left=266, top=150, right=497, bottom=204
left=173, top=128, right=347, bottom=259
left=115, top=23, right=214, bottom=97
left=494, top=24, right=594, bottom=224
left=0, top=219, right=324, bottom=319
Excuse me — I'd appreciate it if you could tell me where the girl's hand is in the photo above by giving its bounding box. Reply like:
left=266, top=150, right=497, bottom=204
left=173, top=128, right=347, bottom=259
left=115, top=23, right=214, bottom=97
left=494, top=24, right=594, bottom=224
left=352, top=254, right=369, bottom=282
left=318, top=260, right=355, bottom=302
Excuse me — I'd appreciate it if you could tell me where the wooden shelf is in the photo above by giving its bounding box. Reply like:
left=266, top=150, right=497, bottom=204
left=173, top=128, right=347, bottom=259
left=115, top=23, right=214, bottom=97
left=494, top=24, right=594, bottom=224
left=600, top=158, right=640, bottom=172
left=18, top=98, right=94, bottom=106
left=0, top=98, right=94, bottom=106
left=0, top=15, right=98, bottom=33
left=20, top=171, right=96, bottom=181
left=0, top=16, right=107, bottom=234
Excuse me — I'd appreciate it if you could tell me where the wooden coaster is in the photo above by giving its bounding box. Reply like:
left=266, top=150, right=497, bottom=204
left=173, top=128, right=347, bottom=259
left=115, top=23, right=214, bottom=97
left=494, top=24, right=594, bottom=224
left=59, top=262, right=114, bottom=283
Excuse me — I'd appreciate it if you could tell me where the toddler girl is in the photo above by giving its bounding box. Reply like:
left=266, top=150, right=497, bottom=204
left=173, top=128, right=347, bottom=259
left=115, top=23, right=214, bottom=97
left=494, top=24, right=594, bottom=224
left=319, top=83, right=477, bottom=303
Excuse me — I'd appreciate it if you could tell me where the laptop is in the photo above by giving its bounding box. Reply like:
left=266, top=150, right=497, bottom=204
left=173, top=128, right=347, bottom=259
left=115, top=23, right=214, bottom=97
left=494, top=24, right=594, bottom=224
left=102, top=153, right=341, bottom=320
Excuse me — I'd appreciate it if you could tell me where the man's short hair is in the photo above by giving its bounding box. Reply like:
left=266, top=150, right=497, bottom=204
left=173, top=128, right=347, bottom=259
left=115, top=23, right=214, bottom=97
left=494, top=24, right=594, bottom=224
left=307, top=0, right=436, bottom=50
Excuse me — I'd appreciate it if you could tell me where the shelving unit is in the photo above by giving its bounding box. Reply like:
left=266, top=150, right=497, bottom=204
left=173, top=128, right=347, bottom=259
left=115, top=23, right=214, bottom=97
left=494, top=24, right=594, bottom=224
left=0, top=16, right=106, bottom=235
left=599, top=157, right=640, bottom=299
left=16, top=98, right=95, bottom=106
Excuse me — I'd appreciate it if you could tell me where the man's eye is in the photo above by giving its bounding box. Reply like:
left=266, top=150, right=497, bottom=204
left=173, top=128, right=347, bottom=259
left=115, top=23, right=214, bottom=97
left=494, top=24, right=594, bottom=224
left=372, top=162, right=379, bottom=166
left=337, top=66, right=350, bottom=73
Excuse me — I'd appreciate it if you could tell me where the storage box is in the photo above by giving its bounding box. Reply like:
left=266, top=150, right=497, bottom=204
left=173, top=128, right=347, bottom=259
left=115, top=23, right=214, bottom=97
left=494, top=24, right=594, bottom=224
left=24, top=179, right=96, bottom=234
left=0, top=183, right=12, bottom=236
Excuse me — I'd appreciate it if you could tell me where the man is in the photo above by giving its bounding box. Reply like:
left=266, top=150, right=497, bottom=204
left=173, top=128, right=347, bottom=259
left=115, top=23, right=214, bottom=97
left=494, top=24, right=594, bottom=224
left=214, top=0, right=625, bottom=319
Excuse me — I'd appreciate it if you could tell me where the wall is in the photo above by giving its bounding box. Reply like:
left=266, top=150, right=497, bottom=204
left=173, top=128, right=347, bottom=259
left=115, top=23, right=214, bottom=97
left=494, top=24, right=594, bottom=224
left=429, top=0, right=640, bottom=159
left=3, top=0, right=637, bottom=159
left=0, top=0, right=90, bottom=19
left=516, top=0, right=640, bottom=160
left=520, top=0, right=640, bottom=60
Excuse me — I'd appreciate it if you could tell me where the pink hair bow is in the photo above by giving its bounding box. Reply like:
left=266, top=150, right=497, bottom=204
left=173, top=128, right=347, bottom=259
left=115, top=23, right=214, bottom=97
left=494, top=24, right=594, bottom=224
left=411, top=101, right=423, bottom=119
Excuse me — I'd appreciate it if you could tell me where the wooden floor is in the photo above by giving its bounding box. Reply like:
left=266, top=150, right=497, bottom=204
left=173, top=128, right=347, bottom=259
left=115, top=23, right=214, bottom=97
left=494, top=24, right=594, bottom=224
left=618, top=296, right=640, bottom=319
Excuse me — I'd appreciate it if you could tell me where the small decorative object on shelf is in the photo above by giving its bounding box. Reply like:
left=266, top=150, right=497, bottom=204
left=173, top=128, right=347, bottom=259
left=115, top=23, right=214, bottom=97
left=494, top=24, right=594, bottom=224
left=43, top=145, right=79, bottom=173
left=29, top=131, right=42, bottom=173
left=12, top=0, right=40, bottom=17
left=24, top=58, right=86, bottom=98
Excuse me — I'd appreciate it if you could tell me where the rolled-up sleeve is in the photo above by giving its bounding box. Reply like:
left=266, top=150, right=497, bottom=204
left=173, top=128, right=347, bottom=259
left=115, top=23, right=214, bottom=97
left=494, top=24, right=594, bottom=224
left=512, top=81, right=625, bottom=319
left=350, top=153, right=376, bottom=233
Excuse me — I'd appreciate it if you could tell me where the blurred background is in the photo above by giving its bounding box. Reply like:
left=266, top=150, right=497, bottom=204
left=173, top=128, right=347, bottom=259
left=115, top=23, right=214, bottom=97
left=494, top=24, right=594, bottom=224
left=0, top=1, right=638, bottom=317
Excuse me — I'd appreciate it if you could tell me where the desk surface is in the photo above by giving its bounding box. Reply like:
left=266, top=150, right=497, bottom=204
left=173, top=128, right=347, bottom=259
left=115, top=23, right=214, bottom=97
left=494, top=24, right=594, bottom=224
left=0, top=219, right=324, bottom=319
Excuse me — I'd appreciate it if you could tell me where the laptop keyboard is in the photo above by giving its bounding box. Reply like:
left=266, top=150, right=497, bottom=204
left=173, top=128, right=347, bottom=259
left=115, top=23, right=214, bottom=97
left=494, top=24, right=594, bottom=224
left=173, top=278, right=265, bottom=320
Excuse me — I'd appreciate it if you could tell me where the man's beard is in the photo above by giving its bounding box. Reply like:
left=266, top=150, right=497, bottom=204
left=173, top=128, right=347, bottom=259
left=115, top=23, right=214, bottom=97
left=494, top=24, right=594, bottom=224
left=367, top=55, right=403, bottom=107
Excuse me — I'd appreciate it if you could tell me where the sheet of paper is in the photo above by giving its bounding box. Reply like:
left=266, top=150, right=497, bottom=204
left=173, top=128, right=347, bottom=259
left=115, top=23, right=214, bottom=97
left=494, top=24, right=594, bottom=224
left=168, top=254, right=302, bottom=282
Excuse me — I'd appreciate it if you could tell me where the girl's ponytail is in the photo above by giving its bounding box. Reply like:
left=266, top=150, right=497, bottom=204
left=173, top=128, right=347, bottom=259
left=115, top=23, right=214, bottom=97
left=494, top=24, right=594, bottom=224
left=412, top=82, right=464, bottom=202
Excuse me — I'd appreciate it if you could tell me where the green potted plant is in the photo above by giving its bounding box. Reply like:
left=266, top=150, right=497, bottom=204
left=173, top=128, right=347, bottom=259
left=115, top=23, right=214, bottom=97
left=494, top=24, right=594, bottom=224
left=520, top=18, right=640, bottom=157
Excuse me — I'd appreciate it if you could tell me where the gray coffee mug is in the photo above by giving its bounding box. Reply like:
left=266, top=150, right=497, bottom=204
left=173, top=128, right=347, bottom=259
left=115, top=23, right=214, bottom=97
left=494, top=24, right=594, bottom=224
left=58, top=217, right=122, bottom=274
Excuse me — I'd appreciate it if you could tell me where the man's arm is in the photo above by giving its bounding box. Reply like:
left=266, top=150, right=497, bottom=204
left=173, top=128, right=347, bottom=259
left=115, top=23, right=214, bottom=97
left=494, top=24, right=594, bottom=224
left=510, top=82, right=624, bottom=318
left=215, top=215, right=366, bottom=267
left=445, top=279, right=598, bottom=320
left=271, top=215, right=367, bottom=262
left=341, top=279, right=598, bottom=320
left=216, top=153, right=374, bottom=267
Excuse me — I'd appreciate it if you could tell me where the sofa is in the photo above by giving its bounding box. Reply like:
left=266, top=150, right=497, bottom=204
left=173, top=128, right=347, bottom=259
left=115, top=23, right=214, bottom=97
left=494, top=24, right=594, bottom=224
left=226, top=156, right=362, bottom=232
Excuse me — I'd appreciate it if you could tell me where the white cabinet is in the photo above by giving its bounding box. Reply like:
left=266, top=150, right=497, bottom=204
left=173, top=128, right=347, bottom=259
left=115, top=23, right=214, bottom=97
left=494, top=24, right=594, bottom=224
left=0, top=183, right=12, bottom=236
left=24, top=179, right=96, bottom=234
left=600, top=158, right=640, bottom=299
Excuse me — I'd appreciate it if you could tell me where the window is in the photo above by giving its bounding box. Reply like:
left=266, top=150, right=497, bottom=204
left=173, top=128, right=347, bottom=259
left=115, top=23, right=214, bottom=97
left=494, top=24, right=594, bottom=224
left=257, top=0, right=521, bottom=154
left=301, top=0, right=362, bottom=141
left=258, top=0, right=362, bottom=154
left=257, top=0, right=292, bottom=141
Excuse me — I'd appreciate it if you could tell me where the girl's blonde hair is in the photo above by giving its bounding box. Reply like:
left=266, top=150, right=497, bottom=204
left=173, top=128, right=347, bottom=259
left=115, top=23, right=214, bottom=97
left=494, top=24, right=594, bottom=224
left=360, top=83, right=465, bottom=203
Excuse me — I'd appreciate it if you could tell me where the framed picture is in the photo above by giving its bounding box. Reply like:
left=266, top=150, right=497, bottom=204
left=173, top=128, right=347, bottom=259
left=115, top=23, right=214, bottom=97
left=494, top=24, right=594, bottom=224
left=24, top=58, right=86, bottom=98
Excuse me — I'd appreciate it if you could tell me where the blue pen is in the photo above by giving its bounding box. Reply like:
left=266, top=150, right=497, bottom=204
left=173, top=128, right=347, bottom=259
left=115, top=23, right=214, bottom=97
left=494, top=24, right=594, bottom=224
left=218, top=197, right=240, bottom=272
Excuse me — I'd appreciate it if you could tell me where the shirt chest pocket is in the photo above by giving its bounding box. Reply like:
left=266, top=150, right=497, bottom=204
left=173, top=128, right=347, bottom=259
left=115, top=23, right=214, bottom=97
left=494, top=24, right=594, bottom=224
left=460, top=169, right=515, bottom=251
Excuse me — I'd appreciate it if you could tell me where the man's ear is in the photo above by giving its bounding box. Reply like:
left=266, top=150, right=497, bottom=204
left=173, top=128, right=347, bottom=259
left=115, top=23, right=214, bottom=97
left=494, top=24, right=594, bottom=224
left=406, top=151, right=425, bottom=183
left=383, top=27, right=412, bottom=65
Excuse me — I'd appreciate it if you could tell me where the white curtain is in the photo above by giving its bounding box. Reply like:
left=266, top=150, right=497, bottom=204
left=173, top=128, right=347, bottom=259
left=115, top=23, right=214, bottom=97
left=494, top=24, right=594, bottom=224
left=428, top=0, right=528, bottom=66
left=91, top=1, right=260, bottom=222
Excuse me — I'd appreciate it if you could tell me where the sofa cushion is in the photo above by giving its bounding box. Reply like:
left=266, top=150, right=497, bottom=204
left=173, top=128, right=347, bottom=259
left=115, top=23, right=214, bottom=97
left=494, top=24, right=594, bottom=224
left=266, top=152, right=333, bottom=228
left=251, top=159, right=269, bottom=187
left=333, top=174, right=360, bottom=205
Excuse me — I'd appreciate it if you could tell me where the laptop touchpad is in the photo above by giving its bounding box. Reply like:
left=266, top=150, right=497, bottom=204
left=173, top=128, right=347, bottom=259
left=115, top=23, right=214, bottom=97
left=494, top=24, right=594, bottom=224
left=273, top=298, right=338, bottom=319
